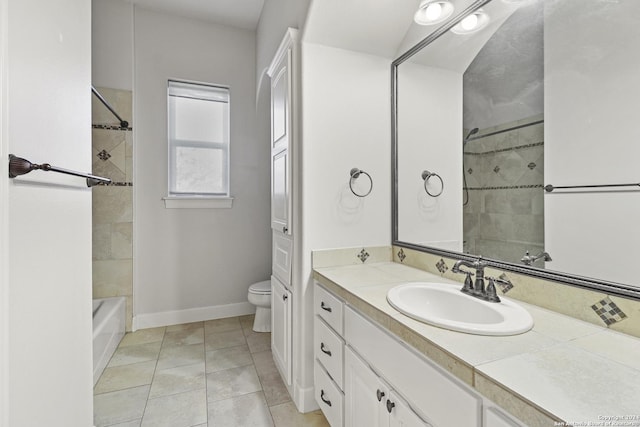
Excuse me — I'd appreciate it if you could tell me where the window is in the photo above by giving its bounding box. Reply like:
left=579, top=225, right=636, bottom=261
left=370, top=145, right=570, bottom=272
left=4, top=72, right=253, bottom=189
left=166, top=80, right=231, bottom=207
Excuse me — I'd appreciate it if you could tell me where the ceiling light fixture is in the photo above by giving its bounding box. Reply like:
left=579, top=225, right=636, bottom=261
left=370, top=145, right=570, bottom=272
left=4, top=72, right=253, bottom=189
left=450, top=10, right=490, bottom=34
left=414, top=0, right=455, bottom=26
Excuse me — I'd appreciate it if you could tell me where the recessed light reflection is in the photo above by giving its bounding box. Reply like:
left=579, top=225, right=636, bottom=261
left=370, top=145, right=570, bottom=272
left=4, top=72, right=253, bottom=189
left=450, top=10, right=490, bottom=34
left=414, top=0, right=455, bottom=26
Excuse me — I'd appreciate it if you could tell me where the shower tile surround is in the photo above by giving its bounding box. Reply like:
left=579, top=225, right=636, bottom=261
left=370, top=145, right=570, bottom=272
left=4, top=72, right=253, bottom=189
left=92, top=87, right=134, bottom=331
left=312, top=246, right=640, bottom=426
left=463, top=116, right=545, bottom=265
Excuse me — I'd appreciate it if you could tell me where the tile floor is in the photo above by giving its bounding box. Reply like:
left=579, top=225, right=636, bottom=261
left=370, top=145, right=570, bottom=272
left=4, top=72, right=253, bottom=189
left=94, top=314, right=329, bottom=427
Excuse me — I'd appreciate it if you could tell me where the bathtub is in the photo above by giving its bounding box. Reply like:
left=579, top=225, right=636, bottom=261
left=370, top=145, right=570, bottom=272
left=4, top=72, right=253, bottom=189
left=93, top=297, right=126, bottom=386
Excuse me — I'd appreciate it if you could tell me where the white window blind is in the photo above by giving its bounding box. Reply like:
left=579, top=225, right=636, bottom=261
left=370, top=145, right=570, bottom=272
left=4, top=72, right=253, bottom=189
left=168, top=80, right=230, bottom=197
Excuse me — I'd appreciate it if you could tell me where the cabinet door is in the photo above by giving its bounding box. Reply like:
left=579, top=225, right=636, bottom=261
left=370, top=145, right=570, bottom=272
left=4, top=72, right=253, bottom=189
left=271, top=147, right=290, bottom=234
left=271, top=276, right=292, bottom=385
left=388, top=391, right=431, bottom=427
left=270, top=51, right=290, bottom=154
left=345, top=347, right=389, bottom=427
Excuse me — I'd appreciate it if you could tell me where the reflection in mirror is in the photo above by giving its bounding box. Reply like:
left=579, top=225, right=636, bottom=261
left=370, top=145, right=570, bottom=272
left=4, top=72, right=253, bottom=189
left=462, top=0, right=544, bottom=265
left=394, top=0, right=640, bottom=296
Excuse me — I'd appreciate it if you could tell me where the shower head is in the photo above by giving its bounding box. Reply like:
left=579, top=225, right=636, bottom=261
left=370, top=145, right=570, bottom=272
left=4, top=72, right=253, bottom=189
left=464, top=127, right=479, bottom=142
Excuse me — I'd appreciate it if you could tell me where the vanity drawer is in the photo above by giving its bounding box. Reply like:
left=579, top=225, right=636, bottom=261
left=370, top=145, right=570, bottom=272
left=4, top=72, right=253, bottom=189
left=344, top=307, right=481, bottom=427
left=314, top=284, right=344, bottom=335
left=315, top=360, right=344, bottom=427
left=314, top=316, right=345, bottom=389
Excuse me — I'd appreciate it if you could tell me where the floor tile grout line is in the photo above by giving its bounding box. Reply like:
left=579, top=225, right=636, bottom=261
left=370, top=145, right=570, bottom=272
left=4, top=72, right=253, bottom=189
left=204, top=324, right=210, bottom=427
left=138, top=326, right=166, bottom=426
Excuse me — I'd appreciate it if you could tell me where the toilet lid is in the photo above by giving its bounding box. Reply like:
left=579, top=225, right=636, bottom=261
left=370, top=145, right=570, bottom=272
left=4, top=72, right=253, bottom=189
left=249, top=280, right=271, bottom=295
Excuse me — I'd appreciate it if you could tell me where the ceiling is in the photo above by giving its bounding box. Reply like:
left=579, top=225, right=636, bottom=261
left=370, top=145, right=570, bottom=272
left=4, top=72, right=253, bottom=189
left=129, top=0, right=265, bottom=30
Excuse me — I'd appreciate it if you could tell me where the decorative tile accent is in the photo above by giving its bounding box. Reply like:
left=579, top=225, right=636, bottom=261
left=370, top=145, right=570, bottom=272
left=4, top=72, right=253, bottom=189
left=527, top=162, right=537, bottom=170
left=95, top=181, right=134, bottom=187
left=493, top=166, right=501, bottom=173
left=397, top=248, right=406, bottom=263
left=93, top=124, right=133, bottom=131
left=98, top=149, right=112, bottom=161
left=591, top=297, right=627, bottom=326
left=357, top=249, right=370, bottom=263
left=497, top=273, right=514, bottom=294
left=468, top=184, right=543, bottom=191
left=436, top=258, right=448, bottom=274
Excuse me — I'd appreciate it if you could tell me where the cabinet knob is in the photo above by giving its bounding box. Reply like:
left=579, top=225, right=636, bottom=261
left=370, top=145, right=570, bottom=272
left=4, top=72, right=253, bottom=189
left=386, top=399, right=395, bottom=414
left=320, top=342, right=332, bottom=357
left=320, top=302, right=332, bottom=312
left=320, top=390, right=332, bottom=407
left=283, top=294, right=288, bottom=302
left=282, top=226, right=288, bottom=233
left=376, top=389, right=385, bottom=402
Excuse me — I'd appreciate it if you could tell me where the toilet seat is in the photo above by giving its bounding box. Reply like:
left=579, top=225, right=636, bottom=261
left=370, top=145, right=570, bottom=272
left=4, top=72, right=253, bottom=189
left=249, top=280, right=271, bottom=295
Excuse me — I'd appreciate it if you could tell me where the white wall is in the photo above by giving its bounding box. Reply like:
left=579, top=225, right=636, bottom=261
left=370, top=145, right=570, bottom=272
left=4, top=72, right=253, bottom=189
left=4, top=0, right=93, bottom=424
left=92, top=0, right=133, bottom=90
left=397, top=62, right=463, bottom=249
left=544, top=0, right=640, bottom=286
left=297, top=42, right=392, bottom=407
left=256, top=0, right=310, bottom=84
left=133, top=7, right=271, bottom=326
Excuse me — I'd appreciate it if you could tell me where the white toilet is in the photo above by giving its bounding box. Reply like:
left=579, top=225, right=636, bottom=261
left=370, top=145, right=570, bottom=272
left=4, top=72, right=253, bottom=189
left=247, top=280, right=272, bottom=332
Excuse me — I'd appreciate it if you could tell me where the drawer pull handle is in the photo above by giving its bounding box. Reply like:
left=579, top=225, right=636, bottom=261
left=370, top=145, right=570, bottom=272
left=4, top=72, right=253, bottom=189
left=376, top=389, right=385, bottom=402
left=386, top=399, right=395, bottom=414
left=320, top=390, right=332, bottom=407
left=320, top=342, right=332, bottom=356
left=320, top=302, right=332, bottom=312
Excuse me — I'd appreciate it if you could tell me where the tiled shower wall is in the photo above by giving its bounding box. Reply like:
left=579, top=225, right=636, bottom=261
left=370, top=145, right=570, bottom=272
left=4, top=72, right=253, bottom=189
left=463, top=115, right=544, bottom=265
left=92, top=87, right=133, bottom=331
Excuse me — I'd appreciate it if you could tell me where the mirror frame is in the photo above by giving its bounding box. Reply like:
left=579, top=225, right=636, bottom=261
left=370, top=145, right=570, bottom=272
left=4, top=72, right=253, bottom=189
left=391, top=0, right=640, bottom=301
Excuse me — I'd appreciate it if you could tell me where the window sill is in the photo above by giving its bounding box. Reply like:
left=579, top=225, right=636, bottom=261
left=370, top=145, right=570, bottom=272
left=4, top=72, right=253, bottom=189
left=163, top=196, right=233, bottom=209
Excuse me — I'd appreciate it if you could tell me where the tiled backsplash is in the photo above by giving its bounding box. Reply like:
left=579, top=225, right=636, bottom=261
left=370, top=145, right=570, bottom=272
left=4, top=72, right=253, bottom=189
left=313, top=245, right=640, bottom=339
left=393, top=245, right=640, bottom=339
left=92, top=87, right=133, bottom=331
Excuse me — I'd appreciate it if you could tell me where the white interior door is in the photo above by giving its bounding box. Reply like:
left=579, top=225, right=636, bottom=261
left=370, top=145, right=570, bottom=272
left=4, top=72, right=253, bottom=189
left=1, top=0, right=94, bottom=425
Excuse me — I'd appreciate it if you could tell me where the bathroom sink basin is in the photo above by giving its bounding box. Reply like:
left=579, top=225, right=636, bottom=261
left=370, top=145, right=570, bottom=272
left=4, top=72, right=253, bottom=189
left=386, top=282, right=533, bottom=336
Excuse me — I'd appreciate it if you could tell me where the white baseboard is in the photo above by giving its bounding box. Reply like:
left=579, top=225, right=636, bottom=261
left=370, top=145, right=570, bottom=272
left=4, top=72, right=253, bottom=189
left=133, top=302, right=255, bottom=330
left=294, top=381, right=319, bottom=413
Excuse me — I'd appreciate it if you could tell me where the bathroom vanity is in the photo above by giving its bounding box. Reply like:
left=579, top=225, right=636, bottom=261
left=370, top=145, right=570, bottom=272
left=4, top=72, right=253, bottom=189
left=312, top=260, right=640, bottom=427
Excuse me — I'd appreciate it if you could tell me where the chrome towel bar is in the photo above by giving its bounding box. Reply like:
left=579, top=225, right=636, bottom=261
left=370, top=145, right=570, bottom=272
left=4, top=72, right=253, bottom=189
left=544, top=183, right=640, bottom=192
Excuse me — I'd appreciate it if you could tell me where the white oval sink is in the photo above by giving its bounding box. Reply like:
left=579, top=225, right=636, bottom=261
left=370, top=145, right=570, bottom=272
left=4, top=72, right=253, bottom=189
left=387, top=282, right=533, bottom=336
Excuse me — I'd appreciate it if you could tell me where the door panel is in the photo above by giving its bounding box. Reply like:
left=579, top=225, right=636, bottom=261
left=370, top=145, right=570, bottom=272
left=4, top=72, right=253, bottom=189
left=271, top=276, right=292, bottom=385
left=3, top=0, right=94, bottom=425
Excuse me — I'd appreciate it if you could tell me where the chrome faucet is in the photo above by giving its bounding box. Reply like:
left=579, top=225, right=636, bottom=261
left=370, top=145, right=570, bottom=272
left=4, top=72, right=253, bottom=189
left=520, top=251, right=552, bottom=266
left=451, top=257, right=500, bottom=302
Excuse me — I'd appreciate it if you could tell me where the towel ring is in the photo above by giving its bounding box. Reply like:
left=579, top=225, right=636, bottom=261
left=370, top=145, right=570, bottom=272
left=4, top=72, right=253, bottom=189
left=421, top=170, right=444, bottom=197
left=349, top=168, right=373, bottom=197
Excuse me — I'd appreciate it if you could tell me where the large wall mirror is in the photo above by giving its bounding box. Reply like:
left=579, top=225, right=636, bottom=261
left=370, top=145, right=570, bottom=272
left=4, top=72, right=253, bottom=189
left=393, top=0, right=640, bottom=299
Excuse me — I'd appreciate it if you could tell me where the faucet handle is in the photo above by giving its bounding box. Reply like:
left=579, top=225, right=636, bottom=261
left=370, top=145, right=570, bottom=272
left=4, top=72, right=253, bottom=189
left=485, top=279, right=501, bottom=303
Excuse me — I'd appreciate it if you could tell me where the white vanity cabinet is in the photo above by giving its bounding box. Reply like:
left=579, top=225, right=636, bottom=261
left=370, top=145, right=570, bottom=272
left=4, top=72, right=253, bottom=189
left=313, top=281, right=525, bottom=427
left=314, top=284, right=346, bottom=426
left=345, top=347, right=430, bottom=427
left=344, top=306, right=481, bottom=427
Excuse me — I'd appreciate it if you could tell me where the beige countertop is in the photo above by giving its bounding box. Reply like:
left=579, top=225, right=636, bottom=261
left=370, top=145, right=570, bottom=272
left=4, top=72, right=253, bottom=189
left=313, top=261, right=640, bottom=427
